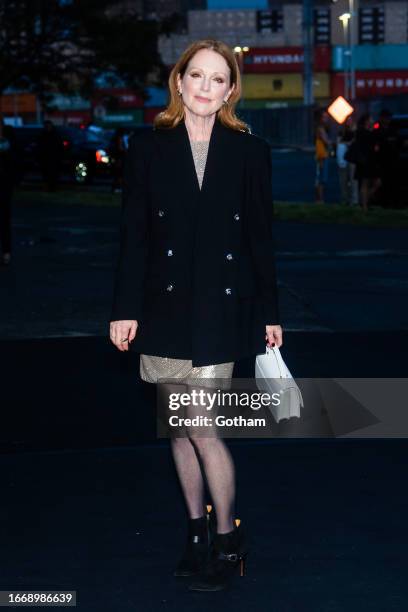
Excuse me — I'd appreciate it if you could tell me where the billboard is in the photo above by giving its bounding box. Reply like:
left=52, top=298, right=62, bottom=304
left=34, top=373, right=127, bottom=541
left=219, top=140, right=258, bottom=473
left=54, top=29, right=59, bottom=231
left=331, top=71, right=408, bottom=98
left=244, top=46, right=331, bottom=73
left=242, top=73, right=329, bottom=99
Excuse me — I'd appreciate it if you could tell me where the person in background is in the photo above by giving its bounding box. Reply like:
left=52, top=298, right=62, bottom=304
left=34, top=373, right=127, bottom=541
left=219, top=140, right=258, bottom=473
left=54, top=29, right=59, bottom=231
left=314, top=110, right=331, bottom=204
left=111, top=127, right=127, bottom=194
left=37, top=120, right=64, bottom=191
left=0, top=119, right=17, bottom=266
left=375, top=109, right=396, bottom=209
left=353, top=113, right=381, bottom=213
left=336, top=116, right=358, bottom=206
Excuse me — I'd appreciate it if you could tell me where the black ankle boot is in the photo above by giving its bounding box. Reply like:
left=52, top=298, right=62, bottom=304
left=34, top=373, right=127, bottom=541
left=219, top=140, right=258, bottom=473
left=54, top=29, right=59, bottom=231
left=188, top=520, right=248, bottom=591
left=174, top=505, right=215, bottom=577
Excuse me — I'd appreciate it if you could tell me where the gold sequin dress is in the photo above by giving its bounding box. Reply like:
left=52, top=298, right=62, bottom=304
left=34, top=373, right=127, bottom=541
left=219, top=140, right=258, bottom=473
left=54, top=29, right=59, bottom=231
left=139, top=137, right=235, bottom=387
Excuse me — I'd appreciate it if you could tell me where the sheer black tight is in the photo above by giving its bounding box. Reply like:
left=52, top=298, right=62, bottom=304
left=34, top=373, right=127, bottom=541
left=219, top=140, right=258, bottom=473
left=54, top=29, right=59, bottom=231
left=166, top=382, right=236, bottom=534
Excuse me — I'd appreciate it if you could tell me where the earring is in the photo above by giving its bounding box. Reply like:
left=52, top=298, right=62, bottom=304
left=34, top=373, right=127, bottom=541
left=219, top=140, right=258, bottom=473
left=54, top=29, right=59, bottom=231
left=223, top=99, right=228, bottom=105
left=177, top=90, right=182, bottom=96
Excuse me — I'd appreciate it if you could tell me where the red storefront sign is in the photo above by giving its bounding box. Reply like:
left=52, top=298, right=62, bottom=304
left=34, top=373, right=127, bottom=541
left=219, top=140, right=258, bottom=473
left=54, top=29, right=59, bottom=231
left=0, top=93, right=37, bottom=113
left=331, top=71, right=408, bottom=98
left=243, top=46, right=330, bottom=73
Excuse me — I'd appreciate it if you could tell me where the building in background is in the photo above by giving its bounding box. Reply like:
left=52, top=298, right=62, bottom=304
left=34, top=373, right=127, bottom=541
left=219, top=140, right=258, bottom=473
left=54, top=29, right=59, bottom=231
left=158, top=0, right=408, bottom=112
left=3, top=0, right=408, bottom=125
left=331, top=43, right=408, bottom=99
left=0, top=92, right=38, bottom=125
left=241, top=45, right=331, bottom=108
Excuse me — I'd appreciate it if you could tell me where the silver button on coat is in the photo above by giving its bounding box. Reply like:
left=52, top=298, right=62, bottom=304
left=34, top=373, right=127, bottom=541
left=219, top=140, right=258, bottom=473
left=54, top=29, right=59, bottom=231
left=226, top=253, right=233, bottom=261
left=166, top=284, right=174, bottom=292
left=167, top=249, right=173, bottom=256
left=225, top=288, right=232, bottom=295
left=158, top=210, right=165, bottom=217
left=233, top=213, right=240, bottom=221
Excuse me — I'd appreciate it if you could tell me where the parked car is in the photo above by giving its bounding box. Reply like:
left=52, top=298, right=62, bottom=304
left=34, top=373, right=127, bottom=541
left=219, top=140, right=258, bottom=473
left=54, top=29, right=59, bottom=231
left=13, top=124, right=115, bottom=184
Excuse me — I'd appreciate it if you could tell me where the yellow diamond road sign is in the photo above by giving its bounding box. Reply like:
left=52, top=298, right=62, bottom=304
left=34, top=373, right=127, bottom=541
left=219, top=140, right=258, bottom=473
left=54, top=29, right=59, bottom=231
left=327, top=96, right=354, bottom=124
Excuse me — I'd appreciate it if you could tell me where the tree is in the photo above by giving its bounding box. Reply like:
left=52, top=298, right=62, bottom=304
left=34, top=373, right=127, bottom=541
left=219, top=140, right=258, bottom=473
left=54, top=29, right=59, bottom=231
left=80, top=3, right=166, bottom=100
left=0, top=0, right=165, bottom=108
left=0, top=0, right=93, bottom=98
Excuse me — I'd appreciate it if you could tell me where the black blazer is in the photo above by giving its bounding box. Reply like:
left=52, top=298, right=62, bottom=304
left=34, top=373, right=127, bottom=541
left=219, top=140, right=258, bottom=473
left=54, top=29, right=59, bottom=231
left=110, top=115, right=280, bottom=366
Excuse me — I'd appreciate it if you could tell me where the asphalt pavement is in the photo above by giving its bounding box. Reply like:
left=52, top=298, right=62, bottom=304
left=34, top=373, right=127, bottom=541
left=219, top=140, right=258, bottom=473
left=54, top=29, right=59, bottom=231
left=271, top=149, right=340, bottom=203
left=0, top=189, right=407, bottom=611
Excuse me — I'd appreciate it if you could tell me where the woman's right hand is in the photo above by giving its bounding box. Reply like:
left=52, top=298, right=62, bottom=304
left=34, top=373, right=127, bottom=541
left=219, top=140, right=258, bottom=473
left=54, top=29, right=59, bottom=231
left=110, top=320, right=138, bottom=352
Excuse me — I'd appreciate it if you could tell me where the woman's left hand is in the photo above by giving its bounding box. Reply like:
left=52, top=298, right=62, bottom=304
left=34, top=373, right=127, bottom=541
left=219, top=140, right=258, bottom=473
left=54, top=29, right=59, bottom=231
left=265, top=325, right=283, bottom=348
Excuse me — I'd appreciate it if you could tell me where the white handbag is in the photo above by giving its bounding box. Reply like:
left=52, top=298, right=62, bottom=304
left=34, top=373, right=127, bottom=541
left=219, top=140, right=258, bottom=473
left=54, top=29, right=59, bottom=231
left=255, top=345, right=303, bottom=423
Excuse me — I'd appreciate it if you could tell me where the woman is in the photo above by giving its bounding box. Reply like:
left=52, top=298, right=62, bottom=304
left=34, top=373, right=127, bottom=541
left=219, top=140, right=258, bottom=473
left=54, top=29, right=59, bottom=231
left=314, top=110, right=331, bottom=204
left=109, top=39, right=283, bottom=592
left=336, top=117, right=357, bottom=206
left=110, top=127, right=127, bottom=193
left=37, top=120, right=64, bottom=192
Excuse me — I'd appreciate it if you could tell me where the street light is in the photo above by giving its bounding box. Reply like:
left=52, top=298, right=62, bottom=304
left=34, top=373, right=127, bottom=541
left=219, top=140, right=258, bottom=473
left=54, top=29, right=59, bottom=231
left=337, top=0, right=358, bottom=100
left=302, top=0, right=314, bottom=106
left=233, top=46, right=250, bottom=107
left=349, top=0, right=357, bottom=100
left=339, top=12, right=351, bottom=99
left=233, top=46, right=243, bottom=73
left=339, top=11, right=351, bottom=24
left=234, top=46, right=249, bottom=74
left=233, top=46, right=249, bottom=71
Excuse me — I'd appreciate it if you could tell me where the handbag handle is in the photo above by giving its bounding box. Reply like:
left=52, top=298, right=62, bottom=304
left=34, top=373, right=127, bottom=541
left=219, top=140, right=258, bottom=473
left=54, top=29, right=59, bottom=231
left=265, top=345, right=285, bottom=378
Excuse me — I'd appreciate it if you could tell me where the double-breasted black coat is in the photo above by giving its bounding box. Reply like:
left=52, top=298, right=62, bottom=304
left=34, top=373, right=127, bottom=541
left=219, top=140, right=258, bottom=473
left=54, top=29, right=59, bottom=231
left=110, top=114, right=280, bottom=366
